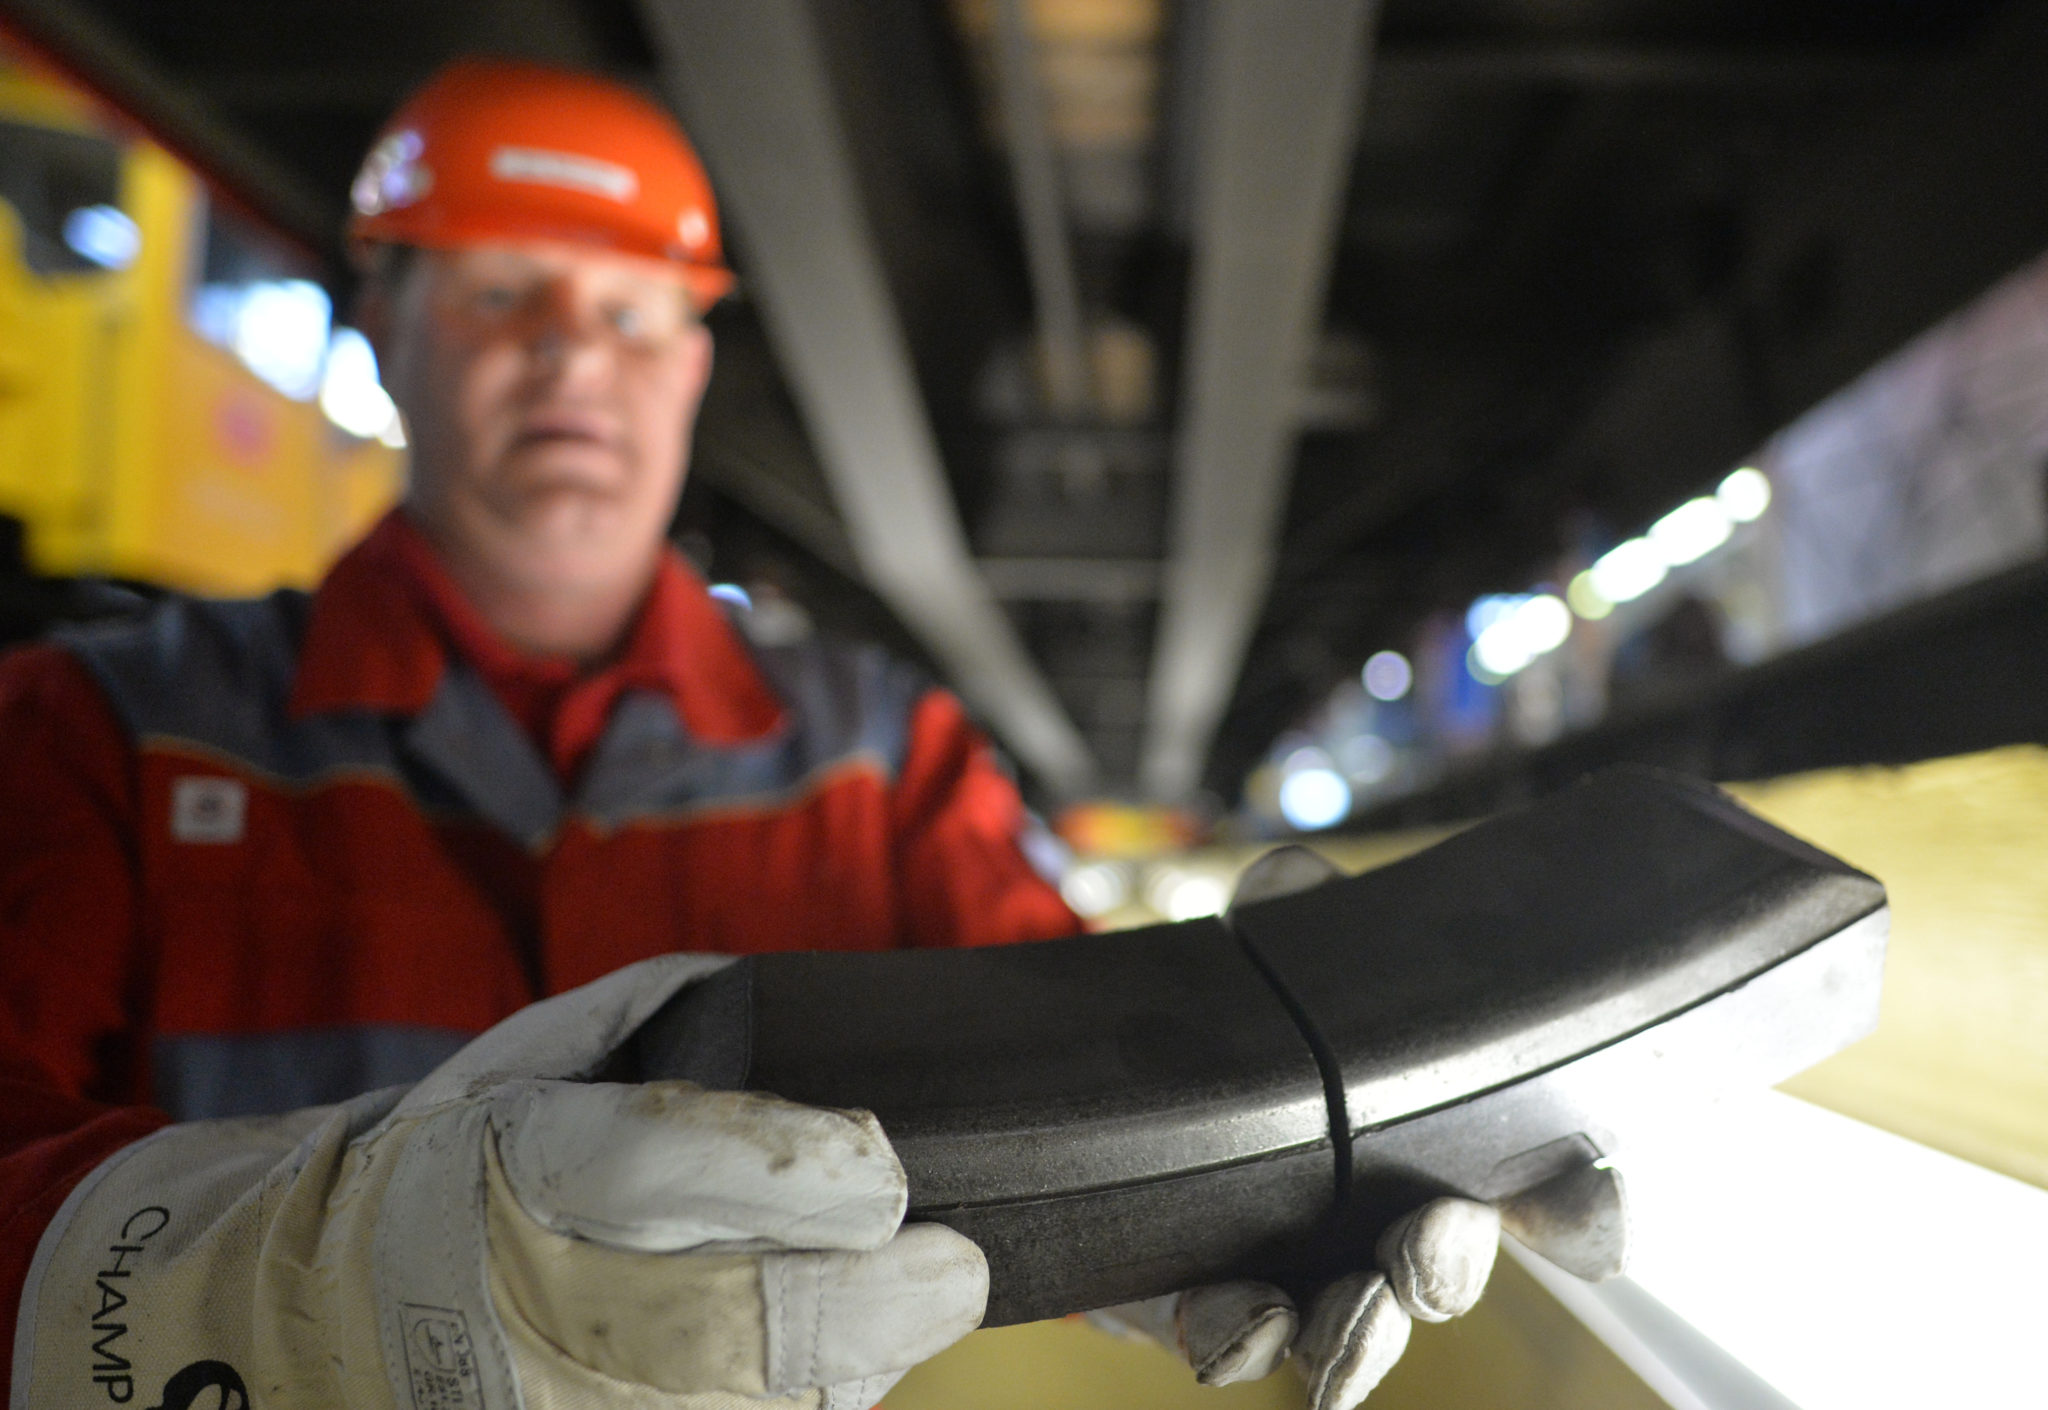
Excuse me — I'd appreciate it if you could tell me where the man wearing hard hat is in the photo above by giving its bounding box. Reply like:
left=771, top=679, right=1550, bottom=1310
left=0, top=61, right=1502, bottom=1410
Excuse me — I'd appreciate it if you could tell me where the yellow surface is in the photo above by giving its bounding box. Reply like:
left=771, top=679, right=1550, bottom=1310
left=1365, top=1255, right=1667, bottom=1410
left=1729, top=748, right=2048, bottom=1189
left=0, top=56, right=402, bottom=593
left=889, top=1317, right=1303, bottom=1410
left=0, top=201, right=123, bottom=560
left=890, top=1255, right=1664, bottom=1410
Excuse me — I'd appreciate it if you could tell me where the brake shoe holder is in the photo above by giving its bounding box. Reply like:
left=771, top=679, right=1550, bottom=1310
left=633, top=766, right=1887, bottom=1325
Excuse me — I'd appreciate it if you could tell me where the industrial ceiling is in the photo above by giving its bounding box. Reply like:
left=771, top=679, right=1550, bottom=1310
left=6, top=0, right=2046, bottom=806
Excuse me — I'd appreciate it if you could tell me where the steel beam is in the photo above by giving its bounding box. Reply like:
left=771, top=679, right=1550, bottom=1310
left=1140, top=0, right=1379, bottom=799
left=1374, top=44, right=1914, bottom=91
left=990, top=0, right=1093, bottom=418
left=637, top=0, right=1097, bottom=796
left=979, top=556, right=1160, bottom=603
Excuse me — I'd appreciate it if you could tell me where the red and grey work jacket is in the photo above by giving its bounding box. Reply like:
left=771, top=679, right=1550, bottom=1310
left=0, top=521, right=1077, bottom=1349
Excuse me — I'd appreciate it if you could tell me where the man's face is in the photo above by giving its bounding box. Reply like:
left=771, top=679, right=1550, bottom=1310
left=372, top=240, right=713, bottom=599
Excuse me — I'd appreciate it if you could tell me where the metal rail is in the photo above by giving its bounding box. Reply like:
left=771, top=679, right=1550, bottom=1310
left=638, top=0, right=1097, bottom=796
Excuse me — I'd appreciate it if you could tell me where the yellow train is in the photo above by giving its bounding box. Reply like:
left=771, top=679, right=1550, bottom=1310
left=0, top=45, right=401, bottom=595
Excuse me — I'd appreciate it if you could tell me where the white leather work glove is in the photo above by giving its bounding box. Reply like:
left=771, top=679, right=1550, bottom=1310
left=1090, top=846, right=1628, bottom=1410
left=13, top=956, right=987, bottom=1410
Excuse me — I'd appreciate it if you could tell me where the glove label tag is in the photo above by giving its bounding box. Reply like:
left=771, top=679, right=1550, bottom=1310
left=89, top=1204, right=170, bottom=1404
left=400, top=1304, right=484, bottom=1410
left=169, top=778, right=246, bottom=845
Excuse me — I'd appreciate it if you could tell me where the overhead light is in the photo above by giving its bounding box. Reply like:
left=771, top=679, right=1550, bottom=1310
left=1060, top=861, right=1131, bottom=919
left=1145, top=866, right=1230, bottom=920
left=1647, top=497, right=1732, bottom=567
left=319, top=328, right=403, bottom=442
left=1718, top=466, right=1771, bottom=522
left=1588, top=538, right=1668, bottom=604
left=1339, top=733, right=1394, bottom=785
left=1278, top=767, right=1352, bottom=831
left=1470, top=593, right=1571, bottom=680
left=62, top=204, right=140, bottom=270
left=1566, top=570, right=1613, bottom=620
left=1362, top=650, right=1412, bottom=702
left=221, top=279, right=332, bottom=401
left=707, top=582, right=753, bottom=610
left=1518, top=594, right=1571, bottom=652
left=1466, top=644, right=1507, bottom=686
left=1465, top=594, right=1525, bottom=640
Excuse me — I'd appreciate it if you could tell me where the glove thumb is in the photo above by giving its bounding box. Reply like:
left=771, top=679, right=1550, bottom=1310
left=399, top=954, right=736, bottom=1114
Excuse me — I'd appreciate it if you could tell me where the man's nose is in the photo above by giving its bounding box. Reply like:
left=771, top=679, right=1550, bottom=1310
left=525, top=282, right=612, bottom=372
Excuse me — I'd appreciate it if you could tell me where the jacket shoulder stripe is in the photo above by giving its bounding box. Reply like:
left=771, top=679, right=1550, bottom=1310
left=56, top=593, right=311, bottom=761
left=152, top=1026, right=474, bottom=1121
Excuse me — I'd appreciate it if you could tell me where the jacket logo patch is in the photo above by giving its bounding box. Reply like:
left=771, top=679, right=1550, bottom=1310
left=170, top=777, right=246, bottom=844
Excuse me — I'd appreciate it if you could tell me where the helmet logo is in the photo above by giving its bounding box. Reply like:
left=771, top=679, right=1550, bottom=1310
left=351, top=130, right=433, bottom=216
left=488, top=146, right=639, bottom=203
left=678, top=209, right=710, bottom=249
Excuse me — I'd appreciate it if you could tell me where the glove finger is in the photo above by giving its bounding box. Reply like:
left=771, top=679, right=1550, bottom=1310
left=1229, top=844, right=1345, bottom=912
left=1373, top=1198, right=1500, bottom=1323
left=1293, top=1271, right=1412, bottom=1410
left=496, top=1080, right=907, bottom=1252
left=764, top=1223, right=989, bottom=1395
left=1498, top=1160, right=1629, bottom=1282
left=1179, top=1281, right=1299, bottom=1385
left=488, top=1136, right=776, bottom=1396
left=401, top=954, right=734, bottom=1111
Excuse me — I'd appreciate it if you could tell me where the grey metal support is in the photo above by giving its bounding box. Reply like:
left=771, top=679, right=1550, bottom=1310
left=637, top=0, right=1097, bottom=797
left=989, top=0, right=1093, bottom=418
left=1140, top=0, right=1379, bottom=800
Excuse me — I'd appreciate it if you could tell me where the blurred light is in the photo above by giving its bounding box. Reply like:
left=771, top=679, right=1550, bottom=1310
left=1465, top=644, right=1506, bottom=686
left=1145, top=866, right=1229, bottom=921
left=1279, top=767, right=1352, bottom=831
left=188, top=284, right=241, bottom=348
left=1471, top=627, right=1528, bottom=678
left=207, top=279, right=332, bottom=401
left=1623, top=1090, right=2048, bottom=1410
left=1060, top=861, right=1130, bottom=918
left=707, top=582, right=753, bottom=610
left=1057, top=802, right=1201, bottom=858
left=1465, top=593, right=1525, bottom=640
left=1339, top=733, right=1394, bottom=785
left=1566, top=570, right=1612, bottom=621
left=319, top=328, right=403, bottom=442
left=1518, top=594, right=1571, bottom=652
left=1163, top=874, right=1229, bottom=920
left=1588, top=538, right=1667, bottom=604
left=1362, top=650, right=1412, bottom=701
left=1718, top=466, right=1771, bottom=522
left=62, top=204, right=140, bottom=269
left=1647, top=497, right=1732, bottom=567
left=1470, top=593, right=1571, bottom=680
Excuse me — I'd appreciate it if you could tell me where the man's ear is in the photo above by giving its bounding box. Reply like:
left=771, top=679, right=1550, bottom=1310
left=671, top=319, right=715, bottom=414
left=350, top=244, right=423, bottom=374
left=684, top=320, right=715, bottom=398
left=354, top=276, right=396, bottom=368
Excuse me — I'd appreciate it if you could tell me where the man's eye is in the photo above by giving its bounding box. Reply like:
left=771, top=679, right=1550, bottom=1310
left=470, top=285, right=521, bottom=314
left=606, top=304, right=651, bottom=338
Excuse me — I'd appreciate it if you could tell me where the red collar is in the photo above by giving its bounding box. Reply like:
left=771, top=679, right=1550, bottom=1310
left=288, top=510, right=784, bottom=746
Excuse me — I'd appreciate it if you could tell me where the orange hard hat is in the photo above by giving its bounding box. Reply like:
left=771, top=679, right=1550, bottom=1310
left=348, top=58, right=733, bottom=309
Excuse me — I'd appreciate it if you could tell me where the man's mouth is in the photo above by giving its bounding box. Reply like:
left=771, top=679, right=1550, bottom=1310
left=513, top=414, right=617, bottom=452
